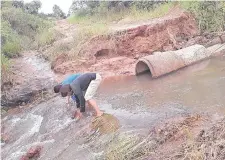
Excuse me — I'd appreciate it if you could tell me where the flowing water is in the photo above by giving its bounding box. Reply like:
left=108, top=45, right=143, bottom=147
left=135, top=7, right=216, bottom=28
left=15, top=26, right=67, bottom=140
left=1, top=56, right=225, bottom=160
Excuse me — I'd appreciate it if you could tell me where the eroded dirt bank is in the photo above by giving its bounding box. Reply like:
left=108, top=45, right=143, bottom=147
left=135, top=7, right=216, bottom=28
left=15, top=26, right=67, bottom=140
left=50, top=7, right=224, bottom=77
left=52, top=7, right=198, bottom=76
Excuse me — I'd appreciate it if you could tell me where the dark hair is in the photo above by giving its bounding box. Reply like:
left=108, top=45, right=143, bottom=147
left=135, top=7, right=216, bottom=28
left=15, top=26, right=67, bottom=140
left=54, top=84, right=62, bottom=93
left=61, top=92, right=68, bottom=97
left=59, top=84, right=71, bottom=97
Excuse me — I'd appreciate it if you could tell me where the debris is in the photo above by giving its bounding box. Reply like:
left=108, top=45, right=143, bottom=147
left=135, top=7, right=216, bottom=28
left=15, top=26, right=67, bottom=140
left=91, top=113, right=120, bottom=134
left=20, top=146, right=42, bottom=160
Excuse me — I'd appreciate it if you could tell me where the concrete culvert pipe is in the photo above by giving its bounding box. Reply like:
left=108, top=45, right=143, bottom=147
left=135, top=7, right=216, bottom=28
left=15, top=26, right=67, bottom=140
left=135, top=45, right=209, bottom=78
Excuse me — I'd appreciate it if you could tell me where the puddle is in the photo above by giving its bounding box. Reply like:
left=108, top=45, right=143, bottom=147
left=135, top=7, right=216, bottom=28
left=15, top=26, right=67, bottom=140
left=98, top=57, right=225, bottom=116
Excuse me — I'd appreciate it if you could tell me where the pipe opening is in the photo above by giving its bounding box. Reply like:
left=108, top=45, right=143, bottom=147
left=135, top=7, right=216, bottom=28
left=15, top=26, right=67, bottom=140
left=135, top=61, right=152, bottom=76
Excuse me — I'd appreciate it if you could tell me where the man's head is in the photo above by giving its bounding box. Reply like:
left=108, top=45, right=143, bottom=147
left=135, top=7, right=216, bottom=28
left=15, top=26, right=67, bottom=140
left=54, top=84, right=62, bottom=93
left=60, top=84, right=72, bottom=97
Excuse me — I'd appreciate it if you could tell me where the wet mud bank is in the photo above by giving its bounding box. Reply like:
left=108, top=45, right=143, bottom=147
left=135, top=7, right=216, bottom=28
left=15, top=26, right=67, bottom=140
left=1, top=51, right=57, bottom=108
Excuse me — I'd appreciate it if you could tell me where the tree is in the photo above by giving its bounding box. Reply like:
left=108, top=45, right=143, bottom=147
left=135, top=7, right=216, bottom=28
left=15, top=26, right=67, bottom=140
left=68, top=1, right=87, bottom=15
left=12, top=0, right=24, bottom=9
left=24, top=0, right=42, bottom=14
left=53, top=4, right=66, bottom=19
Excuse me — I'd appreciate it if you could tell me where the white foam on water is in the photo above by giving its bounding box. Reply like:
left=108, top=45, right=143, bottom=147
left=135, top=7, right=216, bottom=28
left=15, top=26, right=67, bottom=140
left=2, top=113, right=43, bottom=160
left=7, top=151, right=26, bottom=160
left=10, top=117, right=21, bottom=128
left=50, top=117, right=74, bottom=134
left=6, top=139, right=55, bottom=160
left=2, top=116, right=8, bottom=121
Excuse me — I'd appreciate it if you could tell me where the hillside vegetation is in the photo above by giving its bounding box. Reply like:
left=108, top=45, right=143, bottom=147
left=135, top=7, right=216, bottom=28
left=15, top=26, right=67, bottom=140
left=1, top=1, right=54, bottom=84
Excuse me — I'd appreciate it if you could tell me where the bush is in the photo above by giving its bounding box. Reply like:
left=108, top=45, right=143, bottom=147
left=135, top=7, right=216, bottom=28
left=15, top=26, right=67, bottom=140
left=2, top=41, right=21, bottom=58
left=1, top=7, right=51, bottom=40
left=1, top=20, right=21, bottom=58
left=1, top=4, right=54, bottom=51
left=36, top=29, right=55, bottom=47
left=68, top=2, right=174, bottom=25
left=181, top=1, right=225, bottom=33
left=1, top=54, right=11, bottom=84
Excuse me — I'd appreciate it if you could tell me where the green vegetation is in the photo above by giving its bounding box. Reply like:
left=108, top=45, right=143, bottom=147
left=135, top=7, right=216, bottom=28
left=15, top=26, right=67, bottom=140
left=1, top=54, right=11, bottom=84
left=68, top=1, right=224, bottom=33
left=1, top=1, right=54, bottom=84
left=1, top=20, right=21, bottom=58
left=53, top=4, right=66, bottom=19
left=1, top=6, right=53, bottom=49
left=68, top=2, right=172, bottom=25
left=35, top=28, right=55, bottom=47
left=181, top=1, right=225, bottom=33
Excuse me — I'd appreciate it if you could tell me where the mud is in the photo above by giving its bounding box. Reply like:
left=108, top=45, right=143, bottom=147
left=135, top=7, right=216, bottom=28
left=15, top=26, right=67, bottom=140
left=1, top=51, right=57, bottom=107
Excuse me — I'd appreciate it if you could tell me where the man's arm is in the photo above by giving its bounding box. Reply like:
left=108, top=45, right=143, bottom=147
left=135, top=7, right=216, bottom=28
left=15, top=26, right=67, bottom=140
left=74, top=95, right=80, bottom=108
left=75, top=89, right=85, bottom=112
left=71, top=83, right=85, bottom=112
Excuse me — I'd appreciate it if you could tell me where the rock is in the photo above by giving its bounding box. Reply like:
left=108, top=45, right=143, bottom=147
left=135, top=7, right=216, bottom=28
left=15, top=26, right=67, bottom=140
left=20, top=146, right=42, bottom=160
left=205, top=34, right=225, bottom=47
left=26, top=146, right=42, bottom=158
left=1, top=133, right=9, bottom=143
left=134, top=54, right=140, bottom=59
left=20, top=155, right=29, bottom=160
left=1, top=80, right=54, bottom=107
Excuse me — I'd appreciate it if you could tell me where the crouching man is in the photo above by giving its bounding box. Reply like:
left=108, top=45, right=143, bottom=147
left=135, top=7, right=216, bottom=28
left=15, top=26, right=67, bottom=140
left=60, top=72, right=103, bottom=120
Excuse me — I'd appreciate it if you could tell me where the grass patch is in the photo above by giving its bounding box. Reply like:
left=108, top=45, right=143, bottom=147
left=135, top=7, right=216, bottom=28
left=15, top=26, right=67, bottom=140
left=69, top=23, right=109, bottom=57
left=36, top=29, right=55, bottom=47
left=2, top=41, right=21, bottom=58
left=68, top=2, right=174, bottom=25
left=127, top=2, right=174, bottom=21
left=104, top=133, right=154, bottom=160
left=180, top=1, right=225, bottom=33
left=1, top=20, right=21, bottom=58
left=1, top=6, right=54, bottom=51
left=75, top=23, right=109, bottom=39
left=1, top=54, right=11, bottom=84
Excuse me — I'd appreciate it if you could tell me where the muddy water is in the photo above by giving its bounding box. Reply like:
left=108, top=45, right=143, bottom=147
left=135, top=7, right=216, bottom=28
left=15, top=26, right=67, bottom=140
left=1, top=57, right=225, bottom=160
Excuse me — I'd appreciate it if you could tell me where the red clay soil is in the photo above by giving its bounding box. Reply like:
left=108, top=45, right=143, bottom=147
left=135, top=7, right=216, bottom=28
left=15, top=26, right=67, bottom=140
left=52, top=7, right=198, bottom=77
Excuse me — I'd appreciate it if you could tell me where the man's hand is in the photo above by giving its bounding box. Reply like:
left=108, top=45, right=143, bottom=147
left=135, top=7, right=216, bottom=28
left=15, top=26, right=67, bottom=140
left=72, top=109, right=83, bottom=121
